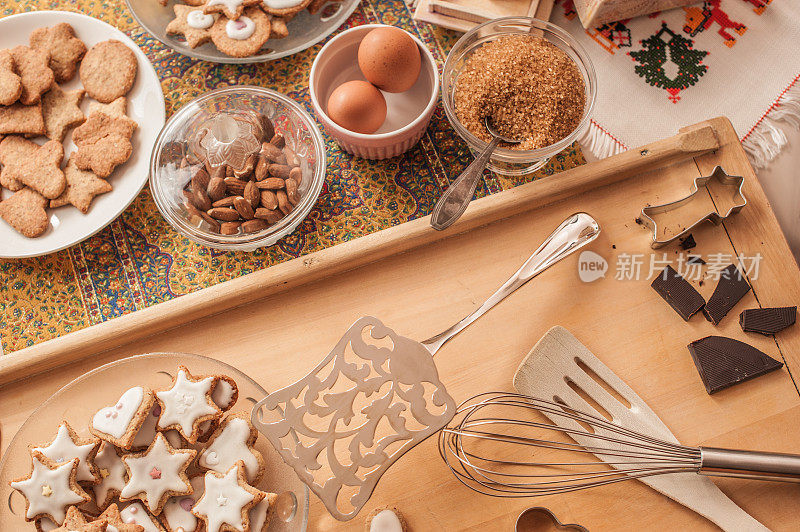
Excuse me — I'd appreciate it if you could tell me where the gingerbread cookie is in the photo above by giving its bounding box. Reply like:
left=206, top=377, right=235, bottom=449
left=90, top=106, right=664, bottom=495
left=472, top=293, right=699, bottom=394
left=260, top=0, right=312, bottom=16
left=364, top=507, right=408, bottom=532
left=92, top=442, right=127, bottom=510
left=120, top=433, right=195, bottom=515
left=41, top=84, right=85, bottom=141
left=248, top=492, right=278, bottom=532
left=162, top=475, right=204, bottom=532
left=155, top=367, right=222, bottom=444
left=204, top=0, right=260, bottom=20
left=52, top=505, right=106, bottom=532
left=50, top=158, right=112, bottom=214
left=29, top=23, right=87, bottom=83
left=0, top=101, right=45, bottom=136
left=0, top=187, right=50, bottom=237
left=90, top=386, right=156, bottom=449
left=0, top=136, right=65, bottom=198
left=198, top=412, right=264, bottom=485
left=120, top=502, right=166, bottom=532
left=0, top=48, right=22, bottom=105
left=72, top=111, right=137, bottom=178
left=191, top=462, right=264, bottom=532
left=79, top=40, right=137, bottom=103
left=31, top=421, right=101, bottom=485
left=96, top=503, right=145, bottom=532
left=10, top=45, right=54, bottom=105
left=166, top=4, right=217, bottom=48
left=87, top=97, right=127, bottom=118
left=9, top=451, right=90, bottom=524
left=209, top=7, right=271, bottom=58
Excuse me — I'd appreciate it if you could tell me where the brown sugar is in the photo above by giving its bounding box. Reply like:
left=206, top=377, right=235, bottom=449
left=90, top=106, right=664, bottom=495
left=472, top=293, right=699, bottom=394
left=454, top=34, right=586, bottom=151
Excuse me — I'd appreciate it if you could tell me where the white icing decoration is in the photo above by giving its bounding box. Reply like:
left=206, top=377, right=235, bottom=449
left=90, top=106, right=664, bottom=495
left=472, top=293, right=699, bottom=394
left=156, top=369, right=218, bottom=437
left=193, top=466, right=255, bottom=532
left=370, top=509, right=404, bottom=532
left=36, top=517, right=58, bottom=531
left=121, top=433, right=193, bottom=514
left=225, top=16, right=256, bottom=40
left=32, top=424, right=97, bottom=483
left=92, top=442, right=127, bottom=505
left=186, top=10, right=215, bottom=29
left=92, top=387, right=145, bottom=439
left=120, top=502, right=161, bottom=532
left=207, top=0, right=244, bottom=14
left=132, top=403, right=161, bottom=448
left=199, top=417, right=260, bottom=482
left=163, top=475, right=204, bottom=532
left=262, top=0, right=305, bottom=9
left=9, top=454, right=85, bottom=523
left=212, top=379, right=236, bottom=409
left=248, top=495, right=273, bottom=532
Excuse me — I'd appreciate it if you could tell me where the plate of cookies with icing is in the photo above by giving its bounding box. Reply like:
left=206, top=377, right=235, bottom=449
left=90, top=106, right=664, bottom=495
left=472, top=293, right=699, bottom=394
left=128, top=0, right=360, bottom=63
left=0, top=10, right=165, bottom=259
left=0, top=352, right=310, bottom=531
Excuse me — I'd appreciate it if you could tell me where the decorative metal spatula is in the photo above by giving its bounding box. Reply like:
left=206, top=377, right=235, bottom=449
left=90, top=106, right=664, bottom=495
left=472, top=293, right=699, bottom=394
left=251, top=213, right=601, bottom=520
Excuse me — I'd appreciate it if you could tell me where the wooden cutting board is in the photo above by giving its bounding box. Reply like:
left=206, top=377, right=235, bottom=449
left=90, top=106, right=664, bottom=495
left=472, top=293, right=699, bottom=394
left=1, top=117, right=798, bottom=531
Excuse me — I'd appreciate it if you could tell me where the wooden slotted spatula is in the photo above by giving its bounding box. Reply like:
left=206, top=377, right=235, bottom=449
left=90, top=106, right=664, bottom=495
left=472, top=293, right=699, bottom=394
left=513, top=326, right=769, bottom=532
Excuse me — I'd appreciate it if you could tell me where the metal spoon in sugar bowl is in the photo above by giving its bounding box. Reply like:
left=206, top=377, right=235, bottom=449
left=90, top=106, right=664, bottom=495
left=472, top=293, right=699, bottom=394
left=430, top=117, right=521, bottom=231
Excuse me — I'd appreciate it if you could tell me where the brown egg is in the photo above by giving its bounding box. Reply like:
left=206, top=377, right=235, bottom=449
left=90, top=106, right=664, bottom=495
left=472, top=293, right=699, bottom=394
left=357, top=27, right=421, bottom=93
left=326, top=80, right=387, bottom=134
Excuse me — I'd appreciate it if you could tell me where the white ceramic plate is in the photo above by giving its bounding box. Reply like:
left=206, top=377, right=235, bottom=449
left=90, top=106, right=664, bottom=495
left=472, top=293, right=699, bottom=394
left=0, top=11, right=166, bottom=259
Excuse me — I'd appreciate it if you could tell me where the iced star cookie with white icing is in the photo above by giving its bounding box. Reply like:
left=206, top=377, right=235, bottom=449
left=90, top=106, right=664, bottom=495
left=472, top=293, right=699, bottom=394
left=203, top=0, right=260, bottom=20
left=32, top=421, right=101, bottom=485
left=162, top=475, right=204, bottom=532
left=10, top=451, right=91, bottom=524
left=120, top=433, right=195, bottom=515
left=212, top=375, right=239, bottom=412
left=92, top=442, right=127, bottom=510
left=259, top=0, right=312, bottom=16
left=95, top=503, right=144, bottom=532
left=364, top=506, right=408, bottom=532
left=91, top=386, right=156, bottom=449
left=191, top=462, right=265, bottom=532
left=120, top=502, right=165, bottom=532
left=156, top=367, right=222, bottom=444
left=209, top=7, right=271, bottom=58
left=248, top=491, right=278, bottom=532
left=51, top=505, right=106, bottom=532
left=165, top=4, right=216, bottom=49
left=198, top=412, right=265, bottom=485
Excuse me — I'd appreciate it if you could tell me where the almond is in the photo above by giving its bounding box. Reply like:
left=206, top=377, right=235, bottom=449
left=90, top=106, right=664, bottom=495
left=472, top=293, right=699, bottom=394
left=234, top=196, right=255, bottom=219
left=255, top=177, right=285, bottom=190
left=234, top=154, right=257, bottom=179
left=226, top=165, right=235, bottom=177
left=259, top=142, right=283, bottom=162
left=212, top=196, right=236, bottom=208
left=192, top=188, right=212, bottom=211
left=268, top=164, right=291, bottom=179
left=207, top=177, right=226, bottom=202
left=191, top=167, right=210, bottom=191
left=224, top=177, right=247, bottom=196
left=270, top=133, right=286, bottom=148
left=285, top=178, right=299, bottom=205
left=283, top=146, right=299, bottom=167
left=289, top=166, right=302, bottom=186
left=259, top=114, right=275, bottom=141
left=244, top=181, right=260, bottom=208
left=277, top=189, right=293, bottom=215
left=254, top=207, right=284, bottom=224
left=221, top=221, right=241, bottom=235
left=255, top=155, right=269, bottom=180
left=202, top=215, right=221, bottom=233
left=259, top=190, right=278, bottom=210
left=241, top=218, right=268, bottom=233
left=210, top=165, right=226, bottom=180
left=208, top=207, right=240, bottom=221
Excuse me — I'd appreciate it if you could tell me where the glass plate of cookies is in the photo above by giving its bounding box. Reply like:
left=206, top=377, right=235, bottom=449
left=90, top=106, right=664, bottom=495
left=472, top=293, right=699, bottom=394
left=128, top=0, right=361, bottom=63
left=0, top=11, right=166, bottom=258
left=0, top=352, right=309, bottom=531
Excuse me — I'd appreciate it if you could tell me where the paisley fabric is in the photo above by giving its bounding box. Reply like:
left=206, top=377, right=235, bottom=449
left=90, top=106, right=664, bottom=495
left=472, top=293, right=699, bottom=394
left=0, top=0, right=584, bottom=354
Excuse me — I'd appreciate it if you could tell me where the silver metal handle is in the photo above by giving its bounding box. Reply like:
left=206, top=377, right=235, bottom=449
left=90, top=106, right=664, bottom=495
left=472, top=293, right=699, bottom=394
left=421, top=212, right=601, bottom=355
left=430, top=136, right=502, bottom=231
left=700, top=447, right=800, bottom=482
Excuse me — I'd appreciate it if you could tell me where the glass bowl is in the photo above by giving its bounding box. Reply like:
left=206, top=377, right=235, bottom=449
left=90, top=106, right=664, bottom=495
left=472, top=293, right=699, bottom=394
left=0, top=353, right=309, bottom=531
left=442, top=17, right=597, bottom=176
left=150, top=87, right=326, bottom=251
left=126, top=0, right=361, bottom=64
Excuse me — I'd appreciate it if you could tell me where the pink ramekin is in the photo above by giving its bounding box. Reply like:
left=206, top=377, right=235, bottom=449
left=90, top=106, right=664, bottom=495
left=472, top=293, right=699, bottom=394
left=309, top=24, right=440, bottom=160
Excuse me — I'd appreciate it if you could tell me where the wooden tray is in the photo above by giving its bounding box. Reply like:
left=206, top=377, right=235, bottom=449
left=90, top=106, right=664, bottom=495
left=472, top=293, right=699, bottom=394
left=414, top=0, right=556, bottom=33
left=2, top=117, right=799, bottom=530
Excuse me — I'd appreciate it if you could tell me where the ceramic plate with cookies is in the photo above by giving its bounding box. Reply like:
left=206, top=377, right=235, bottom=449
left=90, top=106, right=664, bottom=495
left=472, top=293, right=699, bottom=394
left=0, top=11, right=165, bottom=259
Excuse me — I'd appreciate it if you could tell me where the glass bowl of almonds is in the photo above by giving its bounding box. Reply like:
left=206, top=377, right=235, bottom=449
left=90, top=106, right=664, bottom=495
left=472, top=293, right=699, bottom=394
left=149, top=86, right=326, bottom=251
left=442, top=17, right=597, bottom=176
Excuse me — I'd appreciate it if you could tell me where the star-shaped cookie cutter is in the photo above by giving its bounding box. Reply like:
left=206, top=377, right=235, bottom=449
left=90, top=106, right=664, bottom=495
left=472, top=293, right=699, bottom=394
left=640, top=166, right=747, bottom=249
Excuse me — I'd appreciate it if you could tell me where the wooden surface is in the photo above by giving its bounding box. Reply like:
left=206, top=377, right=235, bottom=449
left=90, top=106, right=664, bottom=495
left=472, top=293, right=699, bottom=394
left=1, top=117, right=799, bottom=531
left=414, top=0, right=556, bottom=33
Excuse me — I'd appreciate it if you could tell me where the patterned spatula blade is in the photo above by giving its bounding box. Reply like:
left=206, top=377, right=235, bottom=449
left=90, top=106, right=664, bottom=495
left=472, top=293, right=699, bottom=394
left=251, top=316, right=457, bottom=521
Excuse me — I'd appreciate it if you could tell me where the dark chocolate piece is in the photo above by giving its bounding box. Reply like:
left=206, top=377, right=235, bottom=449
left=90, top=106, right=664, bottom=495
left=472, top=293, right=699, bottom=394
left=651, top=265, right=706, bottom=321
left=679, top=234, right=696, bottom=250
left=739, top=307, right=796, bottom=335
left=687, top=255, right=705, bottom=265
left=703, top=264, right=750, bottom=325
left=687, top=336, right=783, bottom=394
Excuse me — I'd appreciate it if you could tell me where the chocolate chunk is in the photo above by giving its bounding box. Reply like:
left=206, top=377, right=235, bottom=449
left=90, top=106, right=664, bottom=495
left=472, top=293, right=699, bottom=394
left=739, top=307, right=796, bottom=335
left=651, top=265, right=706, bottom=321
left=687, top=255, right=705, bottom=265
left=679, top=234, right=696, bottom=250
left=687, top=336, right=783, bottom=394
left=703, top=264, right=751, bottom=325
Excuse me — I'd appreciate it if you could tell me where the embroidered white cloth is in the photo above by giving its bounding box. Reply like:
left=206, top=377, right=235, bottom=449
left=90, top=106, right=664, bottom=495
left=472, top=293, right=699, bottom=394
left=550, top=0, right=800, bottom=167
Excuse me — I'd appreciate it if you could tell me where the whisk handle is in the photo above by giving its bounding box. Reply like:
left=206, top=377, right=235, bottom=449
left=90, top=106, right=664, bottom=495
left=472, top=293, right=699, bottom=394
left=700, top=447, right=800, bottom=482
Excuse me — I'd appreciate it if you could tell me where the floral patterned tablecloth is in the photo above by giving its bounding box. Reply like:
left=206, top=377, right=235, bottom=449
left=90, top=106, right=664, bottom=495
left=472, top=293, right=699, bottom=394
left=0, top=0, right=584, bottom=354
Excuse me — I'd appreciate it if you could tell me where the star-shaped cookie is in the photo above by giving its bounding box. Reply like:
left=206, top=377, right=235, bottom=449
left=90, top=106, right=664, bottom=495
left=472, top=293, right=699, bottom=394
left=120, top=433, right=195, bottom=515
left=192, top=462, right=265, bottom=532
left=50, top=158, right=112, bottom=214
left=96, top=503, right=145, bottom=532
left=166, top=4, right=216, bottom=48
left=52, top=506, right=107, bottom=532
left=204, top=0, right=261, bottom=20
left=41, top=84, right=85, bottom=141
left=9, top=451, right=90, bottom=523
left=87, top=96, right=127, bottom=118
left=31, top=421, right=100, bottom=484
left=156, top=366, right=221, bottom=443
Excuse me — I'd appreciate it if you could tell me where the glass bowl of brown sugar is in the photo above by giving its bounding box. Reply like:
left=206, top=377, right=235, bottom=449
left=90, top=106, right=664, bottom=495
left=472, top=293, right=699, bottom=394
left=442, top=17, right=597, bottom=176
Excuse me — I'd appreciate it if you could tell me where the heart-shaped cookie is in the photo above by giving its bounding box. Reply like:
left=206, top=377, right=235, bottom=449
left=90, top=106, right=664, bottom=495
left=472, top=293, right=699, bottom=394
left=91, top=386, right=155, bottom=449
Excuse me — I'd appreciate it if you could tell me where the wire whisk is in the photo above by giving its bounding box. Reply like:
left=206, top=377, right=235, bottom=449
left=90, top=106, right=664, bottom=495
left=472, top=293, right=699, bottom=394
left=438, top=392, right=800, bottom=498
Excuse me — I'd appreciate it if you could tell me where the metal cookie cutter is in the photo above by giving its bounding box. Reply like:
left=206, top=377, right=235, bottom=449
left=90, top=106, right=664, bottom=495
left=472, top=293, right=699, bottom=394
left=640, top=166, right=746, bottom=249
left=515, top=507, right=589, bottom=532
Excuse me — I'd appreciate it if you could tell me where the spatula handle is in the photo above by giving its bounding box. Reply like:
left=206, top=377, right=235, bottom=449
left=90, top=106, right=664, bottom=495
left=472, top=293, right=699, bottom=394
left=700, top=447, right=800, bottom=482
